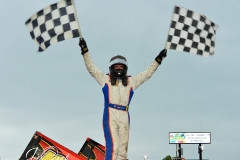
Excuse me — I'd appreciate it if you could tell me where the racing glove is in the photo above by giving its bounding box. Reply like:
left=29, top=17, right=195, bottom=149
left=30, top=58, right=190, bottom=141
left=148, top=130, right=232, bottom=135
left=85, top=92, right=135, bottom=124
left=155, top=49, right=167, bottom=64
left=79, top=38, right=89, bottom=55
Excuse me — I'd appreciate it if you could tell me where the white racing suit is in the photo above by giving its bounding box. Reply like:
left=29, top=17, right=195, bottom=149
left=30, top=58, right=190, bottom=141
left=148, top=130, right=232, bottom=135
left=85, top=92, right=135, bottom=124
left=83, top=52, right=160, bottom=160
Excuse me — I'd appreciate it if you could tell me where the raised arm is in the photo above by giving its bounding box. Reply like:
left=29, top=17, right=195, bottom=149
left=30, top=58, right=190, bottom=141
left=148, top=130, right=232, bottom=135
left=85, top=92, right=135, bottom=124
left=131, top=49, right=167, bottom=90
left=79, top=38, right=105, bottom=86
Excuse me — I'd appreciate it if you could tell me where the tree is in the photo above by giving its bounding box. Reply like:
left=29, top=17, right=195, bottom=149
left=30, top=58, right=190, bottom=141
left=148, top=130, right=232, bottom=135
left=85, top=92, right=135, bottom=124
left=162, top=155, right=172, bottom=160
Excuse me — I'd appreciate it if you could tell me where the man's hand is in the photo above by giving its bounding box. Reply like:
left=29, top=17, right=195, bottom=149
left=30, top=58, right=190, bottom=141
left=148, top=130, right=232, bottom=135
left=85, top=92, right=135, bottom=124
left=155, top=49, right=167, bottom=64
left=79, top=38, right=89, bottom=55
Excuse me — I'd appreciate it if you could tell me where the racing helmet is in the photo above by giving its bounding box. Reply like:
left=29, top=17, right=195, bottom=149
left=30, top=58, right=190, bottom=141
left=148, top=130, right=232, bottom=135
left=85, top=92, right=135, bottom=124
left=109, top=55, right=128, bottom=78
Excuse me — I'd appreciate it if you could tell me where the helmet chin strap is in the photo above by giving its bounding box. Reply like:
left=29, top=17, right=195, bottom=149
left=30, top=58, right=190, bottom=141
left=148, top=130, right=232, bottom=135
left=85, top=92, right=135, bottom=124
left=110, top=74, right=128, bottom=86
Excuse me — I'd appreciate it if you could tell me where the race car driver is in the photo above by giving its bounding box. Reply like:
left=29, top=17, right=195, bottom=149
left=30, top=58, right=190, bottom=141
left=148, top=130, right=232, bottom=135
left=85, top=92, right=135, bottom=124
left=79, top=38, right=167, bottom=160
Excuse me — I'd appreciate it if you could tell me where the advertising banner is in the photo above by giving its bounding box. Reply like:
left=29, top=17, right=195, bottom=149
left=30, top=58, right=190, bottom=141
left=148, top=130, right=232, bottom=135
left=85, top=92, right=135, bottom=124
left=169, top=132, right=211, bottom=144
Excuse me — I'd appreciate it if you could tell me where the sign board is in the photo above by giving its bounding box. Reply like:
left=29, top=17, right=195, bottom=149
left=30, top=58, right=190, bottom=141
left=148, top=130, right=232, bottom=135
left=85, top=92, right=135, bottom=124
left=169, top=132, right=211, bottom=144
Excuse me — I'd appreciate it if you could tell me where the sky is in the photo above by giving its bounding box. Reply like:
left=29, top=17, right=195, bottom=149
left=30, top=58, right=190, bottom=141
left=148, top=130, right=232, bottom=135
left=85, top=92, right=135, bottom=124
left=0, top=0, right=239, bottom=159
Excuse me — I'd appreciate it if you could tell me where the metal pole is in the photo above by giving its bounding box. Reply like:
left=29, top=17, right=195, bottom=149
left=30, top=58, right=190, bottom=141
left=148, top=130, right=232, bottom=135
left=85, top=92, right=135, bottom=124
left=178, top=144, right=181, bottom=158
left=176, top=144, right=177, bottom=157
left=198, top=143, right=202, bottom=160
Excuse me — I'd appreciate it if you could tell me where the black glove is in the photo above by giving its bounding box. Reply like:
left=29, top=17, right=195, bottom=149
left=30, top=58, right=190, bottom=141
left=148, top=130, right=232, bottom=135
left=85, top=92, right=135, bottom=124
left=155, top=49, right=167, bottom=64
left=79, top=38, right=89, bottom=55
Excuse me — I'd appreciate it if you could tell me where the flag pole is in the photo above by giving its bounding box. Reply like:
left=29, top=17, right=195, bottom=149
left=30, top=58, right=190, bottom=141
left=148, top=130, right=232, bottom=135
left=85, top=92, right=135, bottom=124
left=72, top=0, right=83, bottom=38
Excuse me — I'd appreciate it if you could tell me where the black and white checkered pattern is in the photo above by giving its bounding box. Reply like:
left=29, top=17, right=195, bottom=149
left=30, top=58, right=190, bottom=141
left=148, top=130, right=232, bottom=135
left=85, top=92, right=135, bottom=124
left=25, top=0, right=80, bottom=52
left=165, top=6, right=218, bottom=57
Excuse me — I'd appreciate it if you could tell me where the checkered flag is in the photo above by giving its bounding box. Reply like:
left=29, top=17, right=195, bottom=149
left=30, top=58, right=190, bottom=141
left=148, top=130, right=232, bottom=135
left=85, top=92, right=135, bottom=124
left=165, top=6, right=218, bottom=57
left=25, top=0, right=81, bottom=52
